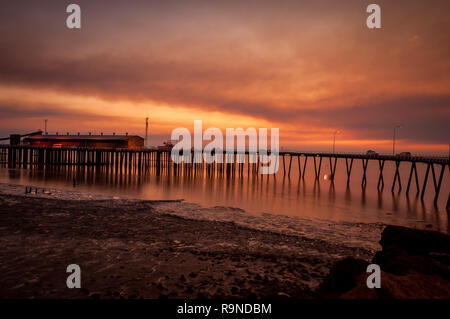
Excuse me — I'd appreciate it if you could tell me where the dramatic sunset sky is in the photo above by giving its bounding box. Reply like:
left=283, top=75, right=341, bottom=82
left=0, top=0, right=449, bottom=153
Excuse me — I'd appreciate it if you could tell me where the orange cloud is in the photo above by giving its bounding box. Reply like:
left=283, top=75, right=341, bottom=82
left=0, top=0, right=449, bottom=153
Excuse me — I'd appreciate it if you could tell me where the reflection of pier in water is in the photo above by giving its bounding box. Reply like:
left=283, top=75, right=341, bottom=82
left=1, top=145, right=449, bottom=209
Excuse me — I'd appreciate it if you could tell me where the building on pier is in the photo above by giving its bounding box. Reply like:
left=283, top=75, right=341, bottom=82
left=23, top=133, right=144, bottom=149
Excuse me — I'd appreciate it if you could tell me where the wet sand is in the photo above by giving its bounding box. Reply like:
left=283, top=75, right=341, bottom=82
left=0, top=188, right=374, bottom=299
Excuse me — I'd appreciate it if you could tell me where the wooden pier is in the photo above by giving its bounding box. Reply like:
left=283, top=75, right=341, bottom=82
left=0, top=145, right=448, bottom=209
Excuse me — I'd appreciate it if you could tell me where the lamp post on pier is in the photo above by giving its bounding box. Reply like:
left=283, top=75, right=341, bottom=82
left=393, top=124, right=402, bottom=155
left=333, top=130, right=341, bottom=154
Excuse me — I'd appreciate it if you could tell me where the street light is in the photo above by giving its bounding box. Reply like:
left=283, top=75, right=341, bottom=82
left=333, top=130, right=341, bottom=154
left=393, top=124, right=402, bottom=155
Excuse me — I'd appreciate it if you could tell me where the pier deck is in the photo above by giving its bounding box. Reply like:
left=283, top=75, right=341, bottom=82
left=0, top=145, right=448, bottom=209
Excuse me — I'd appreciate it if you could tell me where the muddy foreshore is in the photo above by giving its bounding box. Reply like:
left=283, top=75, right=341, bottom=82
left=0, top=188, right=448, bottom=299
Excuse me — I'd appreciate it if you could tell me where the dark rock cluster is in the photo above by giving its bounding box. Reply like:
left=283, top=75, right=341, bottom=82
left=319, top=225, right=450, bottom=298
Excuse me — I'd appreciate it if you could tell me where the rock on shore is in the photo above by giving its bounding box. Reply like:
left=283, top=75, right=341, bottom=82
left=319, top=225, right=450, bottom=298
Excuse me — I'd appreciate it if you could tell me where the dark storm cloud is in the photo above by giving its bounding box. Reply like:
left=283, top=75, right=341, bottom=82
left=0, top=101, right=134, bottom=122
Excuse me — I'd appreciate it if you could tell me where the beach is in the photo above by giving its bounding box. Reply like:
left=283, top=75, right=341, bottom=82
left=0, top=183, right=379, bottom=299
left=0, top=183, right=448, bottom=299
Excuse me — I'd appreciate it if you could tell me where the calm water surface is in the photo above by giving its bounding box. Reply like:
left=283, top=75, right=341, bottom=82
left=1, top=157, right=448, bottom=232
